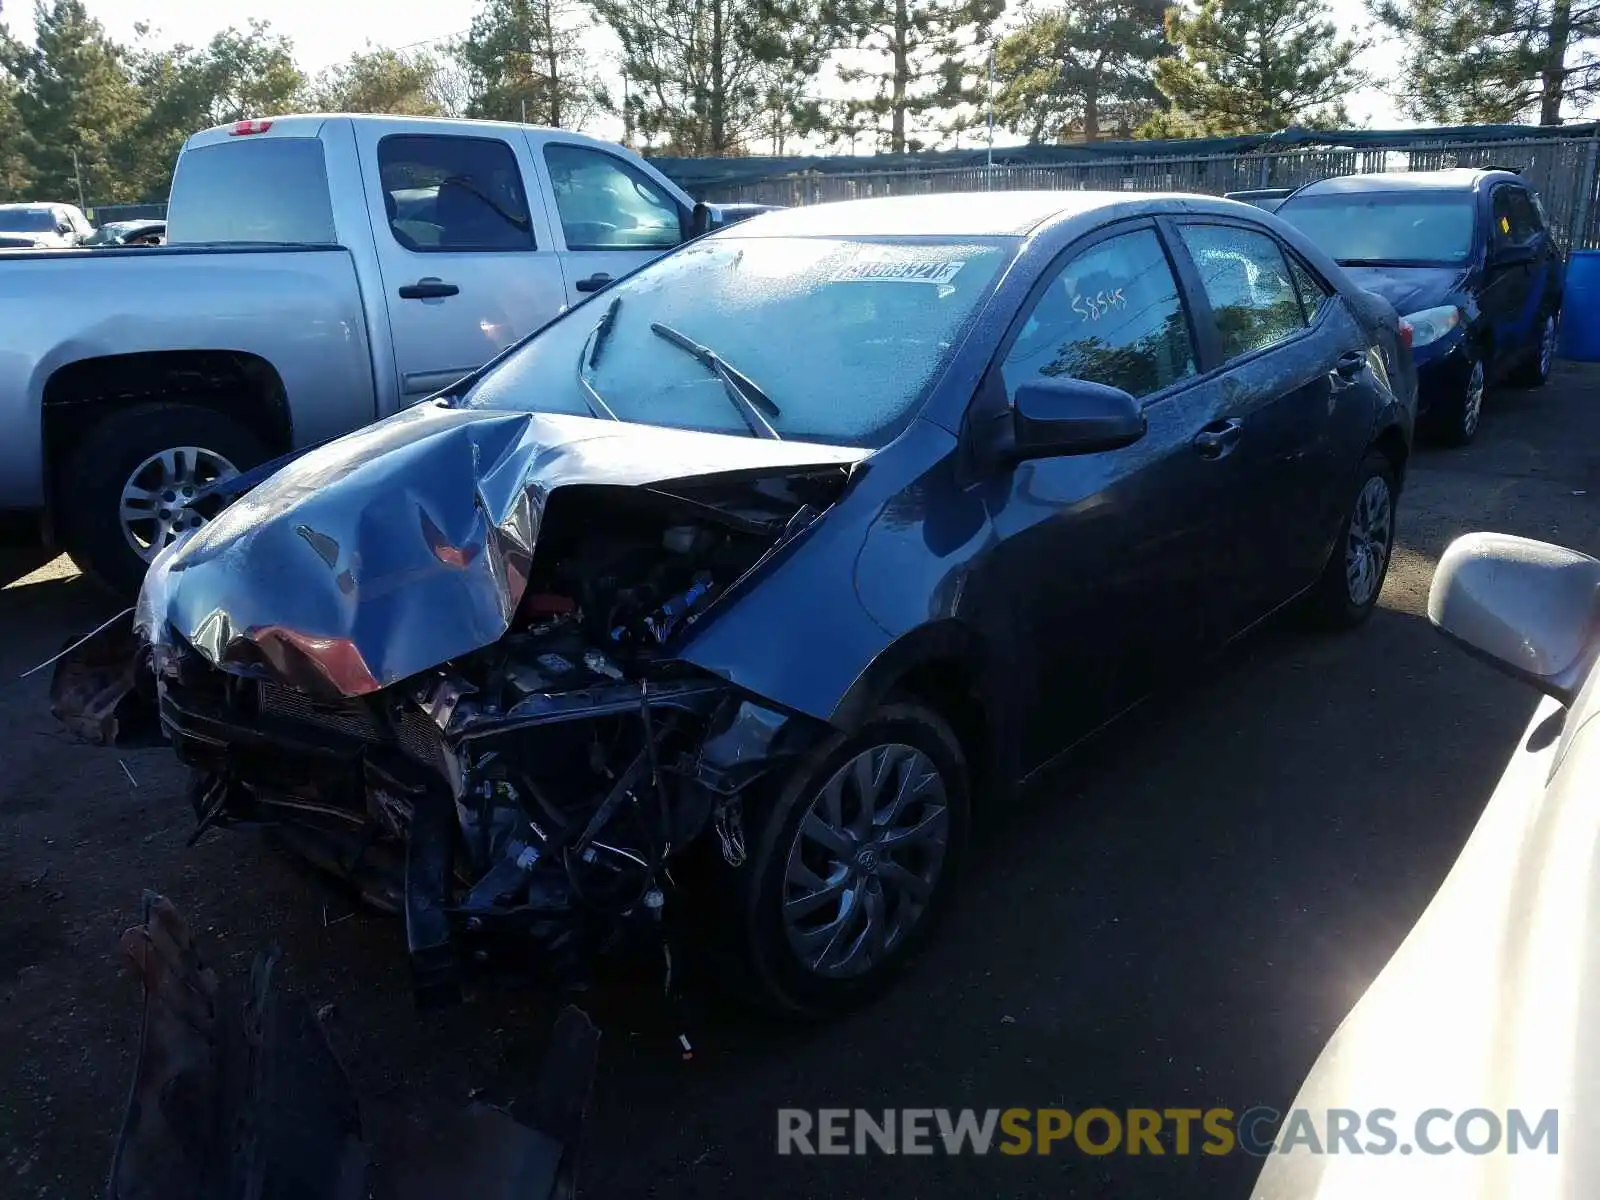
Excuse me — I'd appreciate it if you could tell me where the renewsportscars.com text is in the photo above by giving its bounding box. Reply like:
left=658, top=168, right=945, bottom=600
left=776, top=1107, right=1560, bottom=1157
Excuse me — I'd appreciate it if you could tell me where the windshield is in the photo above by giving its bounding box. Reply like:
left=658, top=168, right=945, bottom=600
left=0, top=209, right=55, bottom=233
left=461, top=235, right=1011, bottom=448
left=1277, top=192, right=1477, bottom=264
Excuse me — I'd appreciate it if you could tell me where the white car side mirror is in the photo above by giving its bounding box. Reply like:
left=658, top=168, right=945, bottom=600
left=1428, top=532, right=1600, bottom=703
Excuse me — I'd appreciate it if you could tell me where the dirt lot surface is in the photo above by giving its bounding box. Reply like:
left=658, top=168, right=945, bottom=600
left=2, top=368, right=1597, bottom=1199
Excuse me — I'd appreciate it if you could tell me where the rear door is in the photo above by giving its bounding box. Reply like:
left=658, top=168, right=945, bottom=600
left=1167, top=218, right=1376, bottom=620
left=354, top=126, right=568, bottom=405
left=529, top=140, right=689, bottom=305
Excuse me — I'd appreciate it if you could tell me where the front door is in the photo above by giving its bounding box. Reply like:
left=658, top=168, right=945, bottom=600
left=356, top=126, right=568, bottom=404
left=1484, top=183, right=1537, bottom=376
left=971, top=221, right=1255, bottom=773
left=531, top=141, right=688, bottom=306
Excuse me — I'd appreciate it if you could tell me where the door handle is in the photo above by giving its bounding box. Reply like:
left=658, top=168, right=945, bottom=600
left=398, top=278, right=459, bottom=300
left=1192, top=418, right=1243, bottom=459
left=575, top=272, right=613, bottom=293
left=1334, top=350, right=1366, bottom=379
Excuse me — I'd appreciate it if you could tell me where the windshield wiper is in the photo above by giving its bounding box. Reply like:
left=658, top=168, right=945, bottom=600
left=575, top=297, right=622, bottom=421
left=648, top=321, right=782, bottom=440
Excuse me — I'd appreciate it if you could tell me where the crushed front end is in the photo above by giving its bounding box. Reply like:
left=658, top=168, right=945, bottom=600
left=54, top=406, right=860, bottom=1007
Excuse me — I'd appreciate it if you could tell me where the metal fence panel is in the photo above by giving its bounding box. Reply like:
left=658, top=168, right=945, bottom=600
left=702, top=132, right=1600, bottom=250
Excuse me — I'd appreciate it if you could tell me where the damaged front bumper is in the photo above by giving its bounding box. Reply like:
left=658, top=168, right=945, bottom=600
left=54, top=405, right=862, bottom=1006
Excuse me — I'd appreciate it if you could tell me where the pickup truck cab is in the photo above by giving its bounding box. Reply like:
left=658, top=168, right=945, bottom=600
left=0, top=113, right=701, bottom=591
left=0, top=201, right=93, bottom=249
left=1276, top=169, right=1564, bottom=446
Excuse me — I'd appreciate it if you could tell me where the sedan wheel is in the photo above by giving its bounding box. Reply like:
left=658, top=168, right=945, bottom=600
left=717, top=701, right=970, bottom=1017
left=782, top=743, right=950, bottom=980
left=1345, top=473, right=1395, bottom=609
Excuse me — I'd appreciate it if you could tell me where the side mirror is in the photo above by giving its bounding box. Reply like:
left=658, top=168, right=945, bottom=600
left=1010, top=377, right=1147, bottom=461
left=691, top=202, right=722, bottom=237
left=56, top=222, right=73, bottom=235
left=1428, top=532, right=1600, bottom=703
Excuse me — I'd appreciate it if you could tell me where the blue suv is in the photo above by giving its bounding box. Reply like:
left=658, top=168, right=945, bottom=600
left=1277, top=169, right=1564, bottom=445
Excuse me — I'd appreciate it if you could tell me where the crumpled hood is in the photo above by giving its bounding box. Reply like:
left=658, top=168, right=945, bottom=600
left=1341, top=264, right=1469, bottom=317
left=138, top=402, right=866, bottom=696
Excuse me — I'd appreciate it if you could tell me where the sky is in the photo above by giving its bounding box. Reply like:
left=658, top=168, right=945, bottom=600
left=64, top=0, right=1412, bottom=144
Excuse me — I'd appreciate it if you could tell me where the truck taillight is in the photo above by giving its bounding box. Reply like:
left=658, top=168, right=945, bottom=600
left=230, top=119, right=274, bottom=136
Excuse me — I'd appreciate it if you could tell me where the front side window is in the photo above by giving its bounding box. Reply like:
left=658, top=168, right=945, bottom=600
left=463, top=235, right=1010, bottom=447
left=1505, top=188, right=1540, bottom=242
left=543, top=144, right=683, bottom=251
left=1179, top=224, right=1308, bottom=362
left=1276, top=192, right=1476, bottom=265
left=377, top=135, right=534, bottom=252
left=1001, top=228, right=1197, bottom=400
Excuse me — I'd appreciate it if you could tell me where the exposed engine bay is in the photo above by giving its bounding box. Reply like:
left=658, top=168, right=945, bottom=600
left=56, top=454, right=852, bottom=1008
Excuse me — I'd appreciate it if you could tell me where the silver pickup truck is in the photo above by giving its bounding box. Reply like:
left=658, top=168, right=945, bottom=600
left=0, top=113, right=709, bottom=591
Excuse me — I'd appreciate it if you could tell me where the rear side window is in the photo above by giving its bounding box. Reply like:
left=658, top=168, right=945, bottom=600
left=167, top=139, right=336, bottom=244
left=543, top=144, right=683, bottom=251
left=1002, top=227, right=1197, bottom=400
left=1178, top=224, right=1307, bottom=361
left=1288, top=257, right=1332, bottom=319
left=377, top=135, right=534, bottom=252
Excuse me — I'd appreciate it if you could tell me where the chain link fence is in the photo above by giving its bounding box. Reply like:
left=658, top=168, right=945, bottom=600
left=700, top=132, right=1600, bottom=251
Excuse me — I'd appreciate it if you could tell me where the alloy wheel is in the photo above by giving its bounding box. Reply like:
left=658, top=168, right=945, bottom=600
left=1345, top=473, right=1394, bottom=608
left=1462, top=359, right=1486, bottom=439
left=119, top=446, right=240, bottom=562
left=781, top=743, right=950, bottom=980
left=1540, top=315, right=1556, bottom=379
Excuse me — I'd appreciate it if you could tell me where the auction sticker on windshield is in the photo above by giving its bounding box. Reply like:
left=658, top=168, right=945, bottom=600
left=831, top=252, right=966, bottom=285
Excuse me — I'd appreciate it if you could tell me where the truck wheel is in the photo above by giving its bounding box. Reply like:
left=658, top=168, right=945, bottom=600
left=713, top=700, right=971, bottom=1019
left=57, top=403, right=268, bottom=595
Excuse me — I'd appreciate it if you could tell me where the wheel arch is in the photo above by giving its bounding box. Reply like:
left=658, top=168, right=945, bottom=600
left=41, top=350, right=292, bottom=529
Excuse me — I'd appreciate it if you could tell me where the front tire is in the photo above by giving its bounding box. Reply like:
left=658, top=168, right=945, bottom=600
left=1305, top=450, right=1398, bottom=630
left=1432, top=354, right=1485, bottom=447
left=718, top=701, right=971, bottom=1019
left=56, top=403, right=267, bottom=596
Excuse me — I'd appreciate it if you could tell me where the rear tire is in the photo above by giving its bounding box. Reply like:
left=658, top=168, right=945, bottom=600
left=56, top=403, right=268, bottom=596
left=1304, top=450, right=1398, bottom=630
left=712, top=701, right=971, bottom=1019
left=1510, top=310, right=1557, bottom=387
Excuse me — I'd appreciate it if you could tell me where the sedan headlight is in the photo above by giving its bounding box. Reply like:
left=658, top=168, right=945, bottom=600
left=1401, top=304, right=1464, bottom=348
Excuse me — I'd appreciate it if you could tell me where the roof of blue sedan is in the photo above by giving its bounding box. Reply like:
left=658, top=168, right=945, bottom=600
left=719, top=190, right=1180, bottom=238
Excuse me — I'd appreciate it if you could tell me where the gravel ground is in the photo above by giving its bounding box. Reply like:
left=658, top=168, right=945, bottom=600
left=1, top=367, right=1596, bottom=1199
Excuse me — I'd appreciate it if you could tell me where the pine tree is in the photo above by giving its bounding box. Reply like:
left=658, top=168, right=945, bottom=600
left=12, top=0, right=139, bottom=204
left=1373, top=0, right=1600, bottom=124
left=1149, top=0, right=1367, bottom=136
left=311, top=47, right=443, bottom=115
left=121, top=21, right=304, bottom=201
left=0, top=3, right=33, bottom=200
left=992, top=0, right=1168, bottom=142
left=459, top=0, right=599, bottom=128
left=592, top=0, right=841, bottom=154
left=833, top=0, right=1006, bottom=153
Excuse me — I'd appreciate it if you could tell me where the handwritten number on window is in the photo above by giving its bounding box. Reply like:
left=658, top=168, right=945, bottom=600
left=1070, top=287, right=1127, bottom=323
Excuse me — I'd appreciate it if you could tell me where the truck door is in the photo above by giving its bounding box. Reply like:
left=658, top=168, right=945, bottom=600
left=355, top=126, right=568, bottom=405
left=530, top=141, right=689, bottom=305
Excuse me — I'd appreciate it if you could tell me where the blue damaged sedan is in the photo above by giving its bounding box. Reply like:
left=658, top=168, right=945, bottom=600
left=54, top=192, right=1416, bottom=1018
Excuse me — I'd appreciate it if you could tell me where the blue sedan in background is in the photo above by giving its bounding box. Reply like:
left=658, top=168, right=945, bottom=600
left=1277, top=169, right=1564, bottom=445
left=57, top=191, right=1417, bottom=1018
